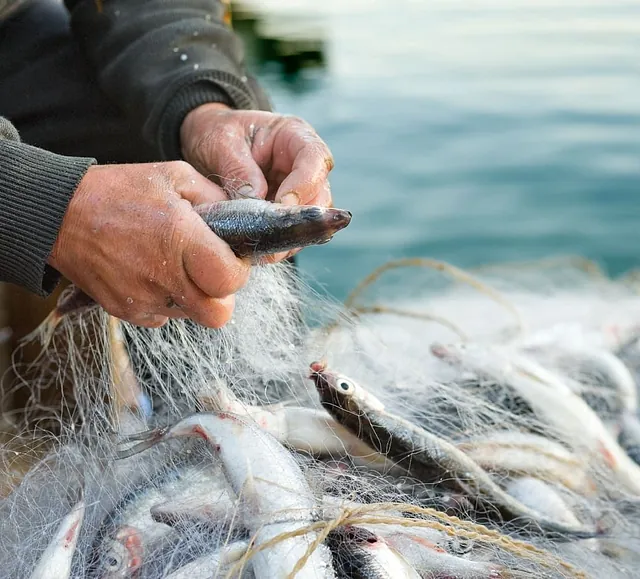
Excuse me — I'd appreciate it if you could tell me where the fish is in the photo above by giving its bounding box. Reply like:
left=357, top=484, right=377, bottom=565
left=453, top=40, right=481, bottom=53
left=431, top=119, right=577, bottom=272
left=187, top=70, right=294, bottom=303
left=456, top=431, right=595, bottom=495
left=90, top=462, right=231, bottom=579
left=107, top=315, right=152, bottom=430
left=373, top=527, right=519, bottom=579
left=309, top=362, right=599, bottom=540
left=161, top=540, right=250, bottom=579
left=31, top=199, right=352, bottom=344
left=117, top=412, right=336, bottom=578
left=198, top=386, right=396, bottom=472
left=523, top=342, right=638, bottom=424
left=149, top=472, right=236, bottom=528
left=196, top=198, right=352, bottom=259
left=326, top=525, right=421, bottom=579
left=432, top=341, right=640, bottom=496
left=30, top=497, right=86, bottom=579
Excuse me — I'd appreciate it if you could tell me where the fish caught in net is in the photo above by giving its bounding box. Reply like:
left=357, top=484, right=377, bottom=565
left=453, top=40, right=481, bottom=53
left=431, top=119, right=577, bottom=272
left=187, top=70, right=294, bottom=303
left=2, top=250, right=640, bottom=578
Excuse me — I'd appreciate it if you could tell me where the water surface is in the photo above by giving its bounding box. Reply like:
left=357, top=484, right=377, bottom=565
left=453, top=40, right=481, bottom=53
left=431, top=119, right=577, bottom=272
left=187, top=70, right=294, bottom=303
left=236, top=0, right=640, bottom=300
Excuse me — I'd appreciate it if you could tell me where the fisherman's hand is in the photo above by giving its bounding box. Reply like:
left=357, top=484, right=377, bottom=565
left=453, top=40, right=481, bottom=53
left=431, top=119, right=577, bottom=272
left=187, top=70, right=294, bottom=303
left=180, top=103, right=334, bottom=209
left=48, top=162, right=250, bottom=329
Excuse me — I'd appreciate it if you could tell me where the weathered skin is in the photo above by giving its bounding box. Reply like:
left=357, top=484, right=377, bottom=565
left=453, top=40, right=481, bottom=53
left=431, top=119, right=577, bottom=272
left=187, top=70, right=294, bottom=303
left=309, top=362, right=599, bottom=540
left=34, top=198, right=352, bottom=339
left=326, top=525, right=421, bottom=579
left=117, top=412, right=336, bottom=579
left=30, top=498, right=86, bottom=579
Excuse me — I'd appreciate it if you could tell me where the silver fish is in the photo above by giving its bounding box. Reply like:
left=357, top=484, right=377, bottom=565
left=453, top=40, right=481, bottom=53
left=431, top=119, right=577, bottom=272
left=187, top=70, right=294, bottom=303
left=456, top=431, right=595, bottom=496
left=327, top=525, right=421, bottom=579
left=432, top=341, right=640, bottom=496
left=198, top=387, right=396, bottom=472
left=30, top=498, right=85, bottom=579
left=118, top=412, right=336, bottom=579
left=309, top=362, right=598, bottom=540
left=91, top=463, right=229, bottom=579
left=375, top=529, right=518, bottom=579
left=162, top=540, right=251, bottom=579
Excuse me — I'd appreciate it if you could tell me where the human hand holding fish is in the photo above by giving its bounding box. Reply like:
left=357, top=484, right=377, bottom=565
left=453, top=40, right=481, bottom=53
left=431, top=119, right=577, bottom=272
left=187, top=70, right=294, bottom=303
left=180, top=102, right=336, bottom=262
left=44, top=108, right=350, bottom=332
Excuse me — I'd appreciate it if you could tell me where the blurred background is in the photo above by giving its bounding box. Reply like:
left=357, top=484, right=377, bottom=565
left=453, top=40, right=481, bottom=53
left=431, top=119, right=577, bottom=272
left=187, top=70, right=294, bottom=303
left=232, top=0, right=640, bottom=301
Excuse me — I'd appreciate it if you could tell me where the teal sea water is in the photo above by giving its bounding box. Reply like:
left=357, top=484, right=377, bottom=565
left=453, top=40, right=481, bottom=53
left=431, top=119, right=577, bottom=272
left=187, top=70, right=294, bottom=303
left=237, top=0, right=640, bottom=300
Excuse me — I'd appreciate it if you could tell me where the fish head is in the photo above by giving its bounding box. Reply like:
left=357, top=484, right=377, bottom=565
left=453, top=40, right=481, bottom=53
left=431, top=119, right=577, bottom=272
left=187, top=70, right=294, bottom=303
left=309, top=362, right=386, bottom=436
left=283, top=205, right=353, bottom=247
left=309, top=363, right=366, bottom=408
left=97, top=526, right=143, bottom=578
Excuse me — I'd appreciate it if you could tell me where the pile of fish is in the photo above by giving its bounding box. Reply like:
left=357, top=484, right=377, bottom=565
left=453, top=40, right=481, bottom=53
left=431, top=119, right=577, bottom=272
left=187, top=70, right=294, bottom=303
left=3, top=200, right=640, bottom=577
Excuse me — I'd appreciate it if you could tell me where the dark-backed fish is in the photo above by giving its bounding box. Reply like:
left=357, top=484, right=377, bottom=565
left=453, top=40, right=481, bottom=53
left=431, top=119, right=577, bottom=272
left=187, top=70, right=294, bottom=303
left=327, top=525, right=420, bottom=579
left=33, top=198, right=351, bottom=342
left=309, top=362, right=598, bottom=540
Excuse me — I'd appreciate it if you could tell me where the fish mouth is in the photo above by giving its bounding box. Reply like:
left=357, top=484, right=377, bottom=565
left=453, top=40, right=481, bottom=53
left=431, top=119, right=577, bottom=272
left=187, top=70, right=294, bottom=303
left=115, top=426, right=169, bottom=459
left=309, top=361, right=329, bottom=393
left=325, top=208, right=352, bottom=233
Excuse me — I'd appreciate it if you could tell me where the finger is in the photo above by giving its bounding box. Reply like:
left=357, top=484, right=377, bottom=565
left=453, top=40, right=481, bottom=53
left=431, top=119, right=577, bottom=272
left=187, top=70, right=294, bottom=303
left=171, top=161, right=229, bottom=206
left=179, top=294, right=235, bottom=329
left=124, top=313, right=170, bottom=329
left=180, top=211, right=251, bottom=300
left=274, top=130, right=334, bottom=207
left=201, top=128, right=268, bottom=199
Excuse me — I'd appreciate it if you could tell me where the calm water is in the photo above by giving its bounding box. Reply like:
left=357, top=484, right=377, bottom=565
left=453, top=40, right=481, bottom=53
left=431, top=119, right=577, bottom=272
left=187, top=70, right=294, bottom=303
left=237, top=0, right=640, bottom=300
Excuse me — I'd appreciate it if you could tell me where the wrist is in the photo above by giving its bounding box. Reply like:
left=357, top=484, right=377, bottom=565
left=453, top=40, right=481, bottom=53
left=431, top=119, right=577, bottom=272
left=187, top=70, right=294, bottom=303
left=48, top=165, right=95, bottom=272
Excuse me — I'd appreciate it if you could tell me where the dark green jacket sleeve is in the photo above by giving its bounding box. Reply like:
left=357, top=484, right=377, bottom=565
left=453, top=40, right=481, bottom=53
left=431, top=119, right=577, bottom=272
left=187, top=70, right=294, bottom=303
left=0, top=117, right=96, bottom=296
left=63, top=0, right=273, bottom=160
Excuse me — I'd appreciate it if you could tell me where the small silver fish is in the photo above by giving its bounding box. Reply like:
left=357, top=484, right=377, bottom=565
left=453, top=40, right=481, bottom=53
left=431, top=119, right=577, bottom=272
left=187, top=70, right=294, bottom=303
left=118, top=412, right=336, bottom=579
left=91, top=463, right=229, bottom=579
left=30, top=498, right=85, bottom=579
left=162, top=540, right=250, bottom=579
left=432, top=341, right=640, bottom=496
left=327, top=525, right=421, bottom=579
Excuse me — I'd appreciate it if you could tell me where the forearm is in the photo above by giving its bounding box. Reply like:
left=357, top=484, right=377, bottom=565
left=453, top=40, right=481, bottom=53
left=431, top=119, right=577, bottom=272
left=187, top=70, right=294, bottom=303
left=0, top=117, right=95, bottom=296
left=63, top=0, right=272, bottom=160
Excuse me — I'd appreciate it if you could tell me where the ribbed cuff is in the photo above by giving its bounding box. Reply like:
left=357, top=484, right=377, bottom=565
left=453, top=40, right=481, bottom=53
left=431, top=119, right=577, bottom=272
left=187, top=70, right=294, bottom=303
left=0, top=140, right=96, bottom=296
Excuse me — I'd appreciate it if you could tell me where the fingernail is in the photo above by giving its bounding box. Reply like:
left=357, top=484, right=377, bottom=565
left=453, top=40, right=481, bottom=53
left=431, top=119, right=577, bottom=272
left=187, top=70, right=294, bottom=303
left=237, top=185, right=257, bottom=198
left=280, top=191, right=300, bottom=206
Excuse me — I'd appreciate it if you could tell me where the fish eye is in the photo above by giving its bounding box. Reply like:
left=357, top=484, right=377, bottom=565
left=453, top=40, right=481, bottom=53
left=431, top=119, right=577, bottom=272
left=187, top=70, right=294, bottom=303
left=338, top=380, right=353, bottom=392
left=104, top=553, right=122, bottom=571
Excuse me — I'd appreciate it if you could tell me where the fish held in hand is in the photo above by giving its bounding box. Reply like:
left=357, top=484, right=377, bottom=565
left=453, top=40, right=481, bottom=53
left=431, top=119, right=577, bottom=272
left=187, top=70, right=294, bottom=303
left=195, top=198, right=352, bottom=259
left=31, top=198, right=351, bottom=342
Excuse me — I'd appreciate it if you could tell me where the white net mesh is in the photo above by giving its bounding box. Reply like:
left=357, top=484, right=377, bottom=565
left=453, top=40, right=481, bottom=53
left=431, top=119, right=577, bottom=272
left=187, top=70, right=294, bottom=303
left=2, top=256, right=640, bottom=578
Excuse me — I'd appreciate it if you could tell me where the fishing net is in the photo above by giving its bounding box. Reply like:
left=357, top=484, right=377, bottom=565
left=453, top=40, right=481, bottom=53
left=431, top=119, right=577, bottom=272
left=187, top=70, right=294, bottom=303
left=1, top=255, right=640, bottom=578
